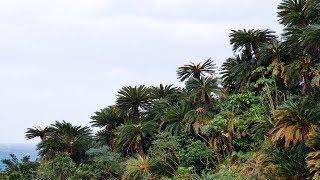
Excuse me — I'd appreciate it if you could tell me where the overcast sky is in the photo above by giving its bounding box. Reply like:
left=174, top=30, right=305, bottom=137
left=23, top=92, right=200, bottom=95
left=0, top=0, right=283, bottom=143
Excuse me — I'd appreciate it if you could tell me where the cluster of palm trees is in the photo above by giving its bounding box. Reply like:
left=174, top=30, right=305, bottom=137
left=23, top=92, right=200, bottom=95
left=20, top=0, right=320, bottom=179
left=26, top=121, right=92, bottom=163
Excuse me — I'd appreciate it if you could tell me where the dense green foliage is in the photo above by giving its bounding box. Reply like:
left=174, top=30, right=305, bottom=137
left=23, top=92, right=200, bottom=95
left=0, top=154, right=38, bottom=180
left=1, top=0, right=320, bottom=179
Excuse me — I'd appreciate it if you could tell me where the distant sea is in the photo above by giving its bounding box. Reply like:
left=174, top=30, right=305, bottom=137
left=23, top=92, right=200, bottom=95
left=0, top=143, right=38, bottom=171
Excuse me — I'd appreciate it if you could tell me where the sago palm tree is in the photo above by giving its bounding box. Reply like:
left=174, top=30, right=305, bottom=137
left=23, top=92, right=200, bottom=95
left=186, top=77, right=220, bottom=105
left=91, top=106, right=123, bottom=149
left=278, top=0, right=309, bottom=27
left=301, top=24, right=320, bottom=59
left=25, top=126, right=48, bottom=141
left=229, top=29, right=277, bottom=60
left=177, top=58, right=216, bottom=82
left=305, top=0, right=320, bottom=24
left=183, top=107, right=214, bottom=135
left=282, top=25, right=320, bottom=59
left=271, top=96, right=320, bottom=148
left=221, top=56, right=255, bottom=92
left=264, top=142, right=309, bottom=179
left=306, top=129, right=320, bottom=177
left=116, top=120, right=157, bottom=156
left=259, top=40, right=284, bottom=76
left=282, top=26, right=305, bottom=56
left=150, top=84, right=177, bottom=100
left=36, top=121, right=93, bottom=163
left=122, top=155, right=152, bottom=180
left=116, top=86, right=151, bottom=120
left=162, top=100, right=192, bottom=135
left=203, top=113, right=236, bottom=157
left=282, top=55, right=313, bottom=94
left=281, top=21, right=320, bottom=95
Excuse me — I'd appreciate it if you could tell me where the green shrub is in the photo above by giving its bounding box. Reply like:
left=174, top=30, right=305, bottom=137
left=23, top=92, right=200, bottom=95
left=179, top=140, right=215, bottom=174
left=36, top=153, right=96, bottom=180
left=173, top=167, right=193, bottom=180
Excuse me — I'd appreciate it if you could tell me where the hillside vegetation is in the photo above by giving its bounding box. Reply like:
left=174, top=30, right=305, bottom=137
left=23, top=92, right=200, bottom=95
left=2, top=0, right=320, bottom=179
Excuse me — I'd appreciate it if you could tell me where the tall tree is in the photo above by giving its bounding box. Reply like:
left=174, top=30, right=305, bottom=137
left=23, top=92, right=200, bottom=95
left=186, top=77, right=220, bottom=106
left=90, top=106, right=123, bottom=149
left=116, top=121, right=157, bottom=156
left=229, top=29, right=277, bottom=60
left=177, top=58, right=216, bottom=82
left=116, top=86, right=151, bottom=121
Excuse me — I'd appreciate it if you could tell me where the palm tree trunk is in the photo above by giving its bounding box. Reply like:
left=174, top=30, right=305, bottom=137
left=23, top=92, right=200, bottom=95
left=193, top=71, right=201, bottom=80
left=40, top=135, right=46, bottom=142
left=302, top=71, right=310, bottom=95
left=134, top=106, right=140, bottom=120
left=265, top=84, right=276, bottom=126
left=136, top=139, right=145, bottom=156
left=106, top=126, right=115, bottom=150
left=274, top=78, right=279, bottom=108
left=245, top=47, right=252, bottom=60
left=252, top=42, right=259, bottom=59
left=204, top=93, right=211, bottom=105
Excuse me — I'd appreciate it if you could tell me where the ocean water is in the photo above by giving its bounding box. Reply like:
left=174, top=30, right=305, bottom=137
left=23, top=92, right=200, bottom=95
left=0, top=143, right=38, bottom=171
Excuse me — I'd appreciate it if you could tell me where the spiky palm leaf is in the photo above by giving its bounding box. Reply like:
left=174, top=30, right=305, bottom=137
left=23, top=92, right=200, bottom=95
left=177, top=58, right=216, bottom=82
left=183, top=107, right=213, bottom=134
left=306, top=129, right=320, bottom=177
left=301, top=24, right=320, bottom=57
left=229, top=29, right=277, bottom=59
left=305, top=0, right=320, bottom=24
left=283, top=24, right=320, bottom=58
left=186, top=77, right=220, bottom=105
left=162, top=101, right=192, bottom=135
left=306, top=150, right=320, bottom=177
left=146, top=99, right=171, bottom=123
left=271, top=96, right=320, bottom=148
left=259, top=40, right=284, bottom=76
left=282, top=55, right=313, bottom=94
left=150, top=84, right=177, bottom=100
left=91, top=106, right=123, bottom=148
left=116, top=121, right=157, bottom=156
left=116, top=86, right=151, bottom=119
left=264, top=143, right=309, bottom=179
left=122, top=155, right=152, bottom=180
left=282, top=26, right=305, bottom=57
left=94, top=129, right=115, bottom=146
left=91, top=106, right=123, bottom=128
left=221, top=56, right=254, bottom=92
left=25, top=126, right=47, bottom=141
left=278, top=0, right=309, bottom=27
